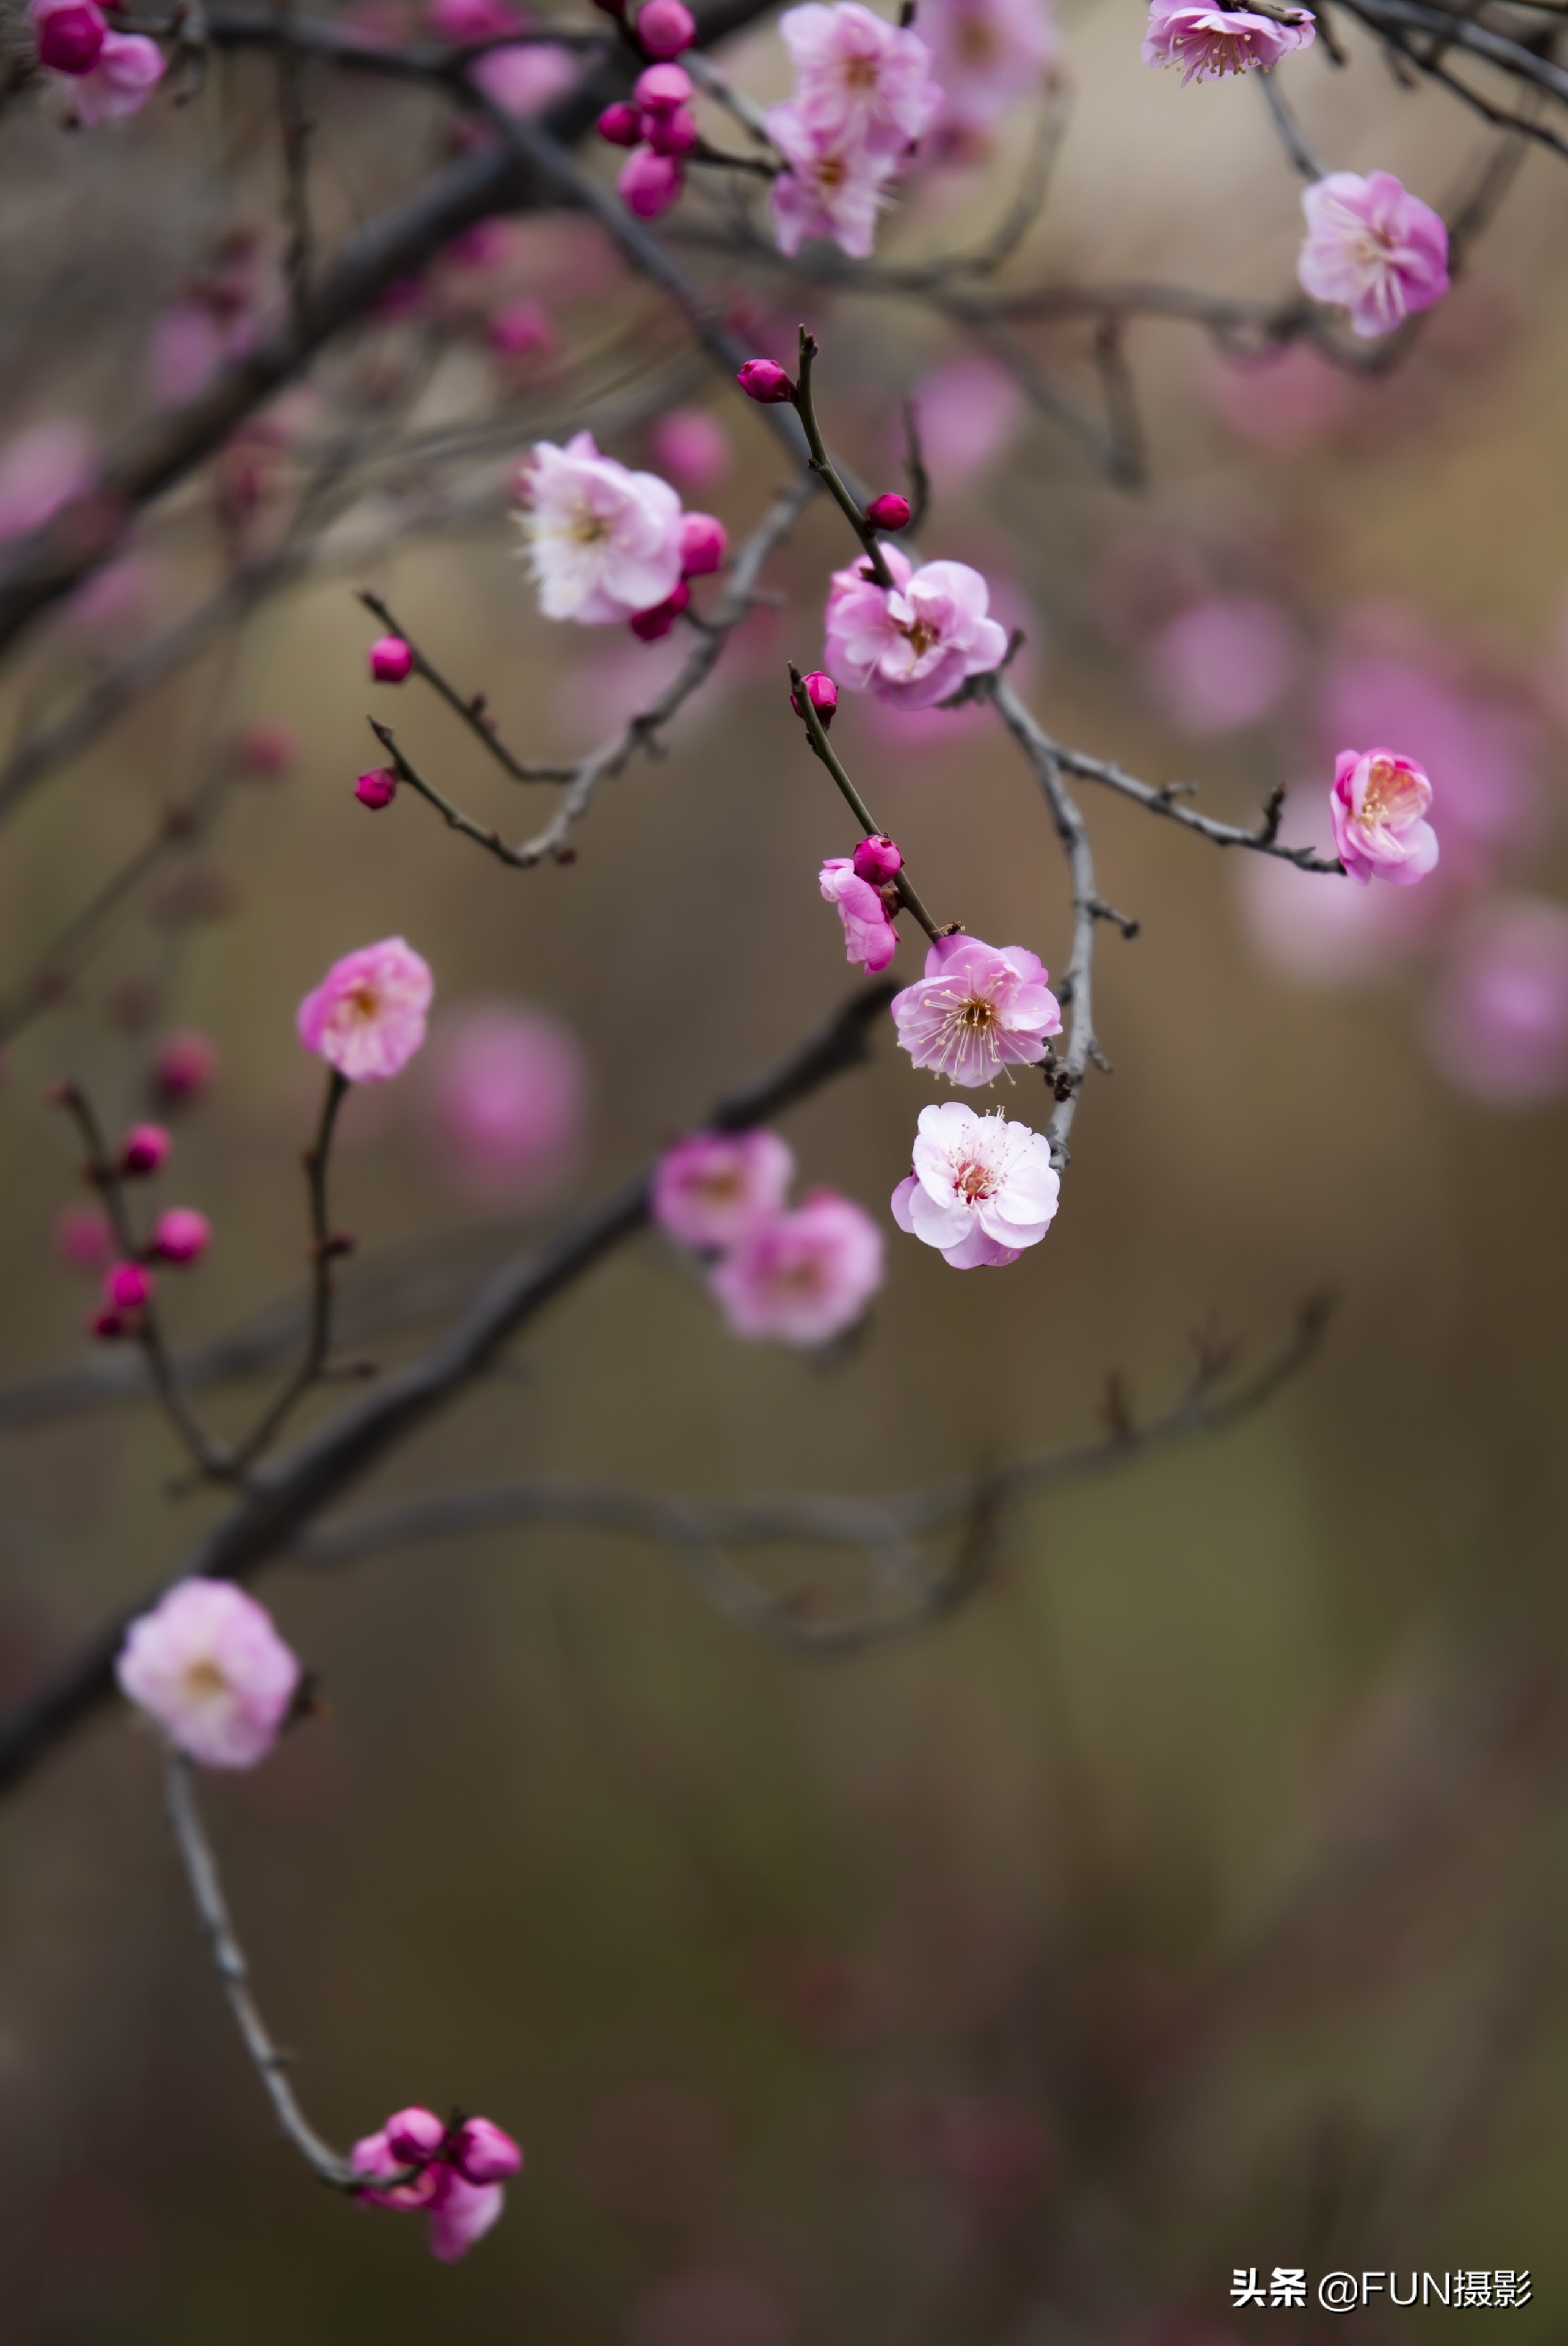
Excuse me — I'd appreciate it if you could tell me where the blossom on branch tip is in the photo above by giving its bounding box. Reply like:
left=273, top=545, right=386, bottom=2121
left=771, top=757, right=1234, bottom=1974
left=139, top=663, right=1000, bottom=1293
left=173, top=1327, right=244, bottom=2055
left=517, top=432, right=684, bottom=624
left=820, top=858, right=899, bottom=973
left=652, top=1130, right=795, bottom=1251
left=297, top=937, right=434, bottom=1081
left=891, top=1100, right=1059, bottom=1268
left=1296, top=171, right=1449, bottom=340
left=779, top=2, right=941, bottom=156
left=153, top=1208, right=211, bottom=1264
left=825, top=545, right=1008, bottom=709
left=709, top=1190, right=884, bottom=1345
left=356, top=766, right=398, bottom=811
left=891, top=935, right=1061, bottom=1086
left=1140, top=0, right=1313, bottom=82
left=120, top=1122, right=170, bottom=1175
left=116, top=1579, right=301, bottom=1769
left=67, top=27, right=166, bottom=122
left=737, top=359, right=795, bottom=403
left=628, top=580, right=690, bottom=638
left=791, top=670, right=838, bottom=727
left=1329, top=748, right=1439, bottom=886
left=765, top=104, right=899, bottom=260
left=864, top=492, right=911, bottom=532
left=678, top=512, right=726, bottom=577
left=636, top=0, right=696, bottom=54
left=369, top=635, right=414, bottom=683
left=353, top=2107, right=522, bottom=2262
left=31, top=0, right=106, bottom=75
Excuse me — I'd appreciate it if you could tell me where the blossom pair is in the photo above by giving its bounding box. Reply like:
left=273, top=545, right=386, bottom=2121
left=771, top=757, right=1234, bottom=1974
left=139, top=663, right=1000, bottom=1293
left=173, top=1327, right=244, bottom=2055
left=765, top=2, right=941, bottom=259
left=353, top=2106, right=523, bottom=2263
left=652, top=1130, right=884, bottom=1345
left=517, top=432, right=726, bottom=635
left=31, top=0, right=164, bottom=123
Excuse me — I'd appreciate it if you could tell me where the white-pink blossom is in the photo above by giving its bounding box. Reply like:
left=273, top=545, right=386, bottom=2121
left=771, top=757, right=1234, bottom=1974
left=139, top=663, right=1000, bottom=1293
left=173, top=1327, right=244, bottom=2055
left=709, top=1190, right=884, bottom=1345
left=824, top=544, right=1008, bottom=708
left=1296, top=170, right=1449, bottom=340
left=297, top=937, right=434, bottom=1081
left=517, top=431, right=684, bottom=624
left=891, top=935, right=1060, bottom=1084
left=921, top=0, right=1059, bottom=145
left=890, top=1100, right=1059, bottom=1268
left=819, top=858, right=899, bottom=973
left=778, top=1, right=941, bottom=155
left=765, top=101, right=898, bottom=260
left=1330, top=747, right=1439, bottom=886
left=116, top=1579, right=301, bottom=1769
left=652, top=1130, right=795, bottom=1251
left=1141, top=0, right=1313, bottom=81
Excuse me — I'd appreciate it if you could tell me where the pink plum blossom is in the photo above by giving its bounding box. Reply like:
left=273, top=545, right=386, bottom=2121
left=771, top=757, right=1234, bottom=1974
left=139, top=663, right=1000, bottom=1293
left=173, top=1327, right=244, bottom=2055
left=370, top=634, right=413, bottom=681
left=778, top=2, right=942, bottom=155
left=1429, top=899, right=1568, bottom=1104
left=120, top=1122, right=170, bottom=1174
left=765, top=103, right=898, bottom=260
left=891, top=1100, right=1059, bottom=1268
left=487, top=298, right=553, bottom=357
left=353, top=2106, right=522, bottom=2262
left=792, top=669, right=838, bottom=727
left=820, top=858, right=900, bottom=972
left=1297, top=171, right=1449, bottom=340
left=356, top=766, right=397, bottom=809
left=649, top=408, right=731, bottom=488
left=153, top=1207, right=211, bottom=1263
left=865, top=491, right=911, bottom=530
left=854, top=833, right=902, bottom=885
left=116, top=1579, right=301, bottom=1769
left=636, top=0, right=695, bottom=55
left=619, top=144, right=684, bottom=217
left=517, top=431, right=684, bottom=624
left=468, top=38, right=579, bottom=114
left=825, top=544, right=1008, bottom=708
left=891, top=934, right=1061, bottom=1084
left=709, top=1190, right=884, bottom=1345
left=155, top=1029, right=219, bottom=1103
left=598, top=97, right=641, bottom=144
left=905, top=356, right=1023, bottom=493
left=652, top=1130, right=795, bottom=1251
left=69, top=28, right=166, bottom=122
left=297, top=937, right=434, bottom=1082
left=628, top=580, right=690, bottom=638
left=921, top=0, right=1059, bottom=146
left=737, top=358, right=795, bottom=403
left=1141, top=0, right=1313, bottom=81
left=429, top=0, right=523, bottom=34
left=1330, top=747, right=1439, bottom=886
left=426, top=1002, right=589, bottom=1199
left=1144, top=594, right=1300, bottom=735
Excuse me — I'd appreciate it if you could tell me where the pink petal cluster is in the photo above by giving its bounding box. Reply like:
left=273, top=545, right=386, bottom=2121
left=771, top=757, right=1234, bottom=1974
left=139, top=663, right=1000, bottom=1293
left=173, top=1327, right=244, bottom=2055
left=32, top=0, right=103, bottom=72
left=1144, top=594, right=1300, bottom=736
left=819, top=858, right=899, bottom=972
left=709, top=1188, right=885, bottom=1344
left=467, top=31, right=579, bottom=115
left=1330, top=747, right=1439, bottom=886
left=652, top=1129, right=794, bottom=1251
left=115, top=1579, right=301, bottom=1769
left=426, top=1003, right=589, bottom=1199
left=921, top=0, right=1060, bottom=148
left=604, top=63, right=698, bottom=221
left=891, top=1100, right=1059, bottom=1268
left=517, top=431, right=684, bottom=625
left=764, top=1, right=941, bottom=258
left=32, top=0, right=164, bottom=117
left=765, top=104, right=899, bottom=260
left=891, top=935, right=1061, bottom=1084
left=353, top=2105, right=522, bottom=2264
left=649, top=408, right=731, bottom=489
left=1140, top=0, right=1313, bottom=81
left=297, top=937, right=434, bottom=1081
left=825, top=544, right=1008, bottom=708
left=1297, top=170, right=1449, bottom=340
left=1431, top=899, right=1568, bottom=1105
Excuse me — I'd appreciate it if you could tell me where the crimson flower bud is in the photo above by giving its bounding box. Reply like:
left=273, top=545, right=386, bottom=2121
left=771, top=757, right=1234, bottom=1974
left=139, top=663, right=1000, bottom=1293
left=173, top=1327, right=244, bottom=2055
left=790, top=670, right=838, bottom=728
left=618, top=145, right=684, bottom=221
left=35, top=0, right=106, bottom=73
left=120, top=1123, right=170, bottom=1176
left=369, top=635, right=413, bottom=683
left=643, top=100, right=697, bottom=156
left=636, top=0, right=695, bottom=54
left=853, top=833, right=903, bottom=885
left=104, top=1262, right=153, bottom=1312
left=384, top=2107, right=448, bottom=2166
left=678, top=511, right=727, bottom=577
left=89, top=1306, right=126, bottom=1341
left=633, top=60, right=691, bottom=111
left=864, top=491, right=911, bottom=532
left=628, top=580, right=691, bottom=641
left=356, top=767, right=398, bottom=811
left=737, top=358, right=795, bottom=404
left=450, top=2117, right=523, bottom=2183
left=596, top=99, right=641, bottom=146
left=154, top=1029, right=219, bottom=1105
left=153, top=1207, right=211, bottom=1265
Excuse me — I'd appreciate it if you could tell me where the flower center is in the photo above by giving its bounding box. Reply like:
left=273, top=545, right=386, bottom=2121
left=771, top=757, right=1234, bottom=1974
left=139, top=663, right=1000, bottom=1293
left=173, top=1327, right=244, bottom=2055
left=898, top=615, right=940, bottom=658
left=953, top=1155, right=995, bottom=1202
left=957, top=17, right=997, bottom=61
left=696, top=1168, right=741, bottom=1202
left=817, top=155, right=847, bottom=190
left=183, top=1659, right=228, bottom=1700
left=348, top=982, right=381, bottom=1021
left=1357, top=756, right=1404, bottom=825
left=844, top=54, right=878, bottom=87
left=572, top=508, right=609, bottom=546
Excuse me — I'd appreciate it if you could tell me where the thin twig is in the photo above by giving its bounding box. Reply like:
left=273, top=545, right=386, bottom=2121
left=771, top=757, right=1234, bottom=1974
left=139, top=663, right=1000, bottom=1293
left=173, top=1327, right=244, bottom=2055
left=1258, top=63, right=1328, bottom=178
left=357, top=591, right=575, bottom=785
left=788, top=663, right=947, bottom=943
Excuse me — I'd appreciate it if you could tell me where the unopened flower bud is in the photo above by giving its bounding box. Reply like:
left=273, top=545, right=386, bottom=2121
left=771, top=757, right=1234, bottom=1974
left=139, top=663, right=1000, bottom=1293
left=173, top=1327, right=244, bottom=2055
left=643, top=100, right=697, bottom=155
left=596, top=98, right=641, bottom=146
left=153, top=1207, right=211, bottom=1265
left=385, top=2107, right=448, bottom=2166
left=104, top=1261, right=153, bottom=1311
left=154, top=1029, right=219, bottom=1105
left=450, top=2117, right=523, bottom=2183
left=790, top=670, right=838, bottom=728
left=628, top=580, right=691, bottom=640
left=678, top=511, right=727, bottom=578
left=89, top=1305, right=126, bottom=1340
left=35, top=0, right=106, bottom=74
left=618, top=145, right=684, bottom=221
left=356, top=767, right=398, bottom=811
left=737, top=357, right=795, bottom=404
left=633, top=60, right=691, bottom=111
left=120, top=1123, right=170, bottom=1175
left=853, top=833, right=903, bottom=885
left=636, top=0, right=695, bottom=56
left=865, top=491, right=911, bottom=532
left=369, top=635, right=414, bottom=684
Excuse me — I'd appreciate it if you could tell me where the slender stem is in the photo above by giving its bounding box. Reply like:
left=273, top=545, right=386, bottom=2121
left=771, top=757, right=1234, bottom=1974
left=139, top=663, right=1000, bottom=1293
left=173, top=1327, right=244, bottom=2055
left=792, top=331, right=896, bottom=590
left=788, top=667, right=946, bottom=943
left=370, top=721, right=537, bottom=865
left=163, top=1750, right=366, bottom=2189
left=1258, top=67, right=1327, bottom=180
left=357, top=591, right=574, bottom=785
left=228, top=1069, right=351, bottom=1470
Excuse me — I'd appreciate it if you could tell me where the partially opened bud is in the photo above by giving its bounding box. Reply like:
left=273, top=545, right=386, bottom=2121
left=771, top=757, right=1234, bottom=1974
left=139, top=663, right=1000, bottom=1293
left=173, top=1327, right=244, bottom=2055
left=853, top=833, right=903, bottom=885
left=120, top=1123, right=170, bottom=1175
left=356, top=767, right=398, bottom=811
left=633, top=60, right=691, bottom=111
left=628, top=580, right=691, bottom=640
left=369, top=635, right=414, bottom=683
left=450, top=2117, right=523, bottom=2183
left=618, top=145, right=684, bottom=221
left=737, top=358, right=794, bottom=404
left=153, top=1207, right=211, bottom=1265
left=104, top=1262, right=153, bottom=1311
left=385, top=2107, right=448, bottom=2166
left=636, top=0, right=695, bottom=55
left=678, top=511, right=727, bottom=577
left=790, top=670, right=838, bottom=729
left=596, top=98, right=641, bottom=145
left=35, top=0, right=107, bottom=74
left=865, top=492, right=911, bottom=532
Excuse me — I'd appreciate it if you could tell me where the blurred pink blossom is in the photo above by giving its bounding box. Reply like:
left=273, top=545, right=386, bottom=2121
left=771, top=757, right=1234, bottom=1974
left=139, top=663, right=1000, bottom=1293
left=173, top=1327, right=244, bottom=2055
left=54, top=1205, right=112, bottom=1272
left=487, top=296, right=554, bottom=357
left=710, top=1189, right=884, bottom=1343
left=905, top=356, right=1024, bottom=492
left=1141, top=0, right=1313, bottom=81
left=825, top=544, right=1008, bottom=708
left=353, top=2105, right=521, bottom=2260
left=891, top=1100, right=1058, bottom=1268
left=649, top=408, right=732, bottom=489
left=116, top=1579, right=301, bottom=1769
left=1208, top=344, right=1358, bottom=453
left=297, top=937, right=434, bottom=1082
left=652, top=1129, right=795, bottom=1250
left=1144, top=594, right=1300, bottom=736
left=70, top=29, right=166, bottom=122
left=891, top=935, right=1060, bottom=1084
left=1330, top=747, right=1439, bottom=886
left=154, top=1029, right=220, bottom=1104
left=1235, top=792, right=1425, bottom=988
left=0, top=422, right=96, bottom=543
left=766, top=106, right=897, bottom=259
left=619, top=144, right=685, bottom=218
left=636, top=0, right=696, bottom=57
left=922, top=0, right=1059, bottom=144
left=31, top=0, right=106, bottom=73
left=819, top=857, right=900, bottom=971
left=1429, top=898, right=1568, bottom=1103
left=779, top=1, right=941, bottom=154
left=468, top=38, right=579, bottom=112
left=1297, top=171, right=1449, bottom=340
left=153, top=1207, right=211, bottom=1263
left=425, top=1001, right=589, bottom=1199
left=519, top=431, right=684, bottom=624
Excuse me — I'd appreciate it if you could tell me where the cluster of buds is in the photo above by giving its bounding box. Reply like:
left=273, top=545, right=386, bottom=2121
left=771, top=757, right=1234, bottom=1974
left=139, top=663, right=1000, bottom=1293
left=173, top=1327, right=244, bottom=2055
left=352, top=2106, right=524, bottom=2262
left=627, top=506, right=729, bottom=640
left=599, top=62, right=698, bottom=221
left=58, top=1117, right=214, bottom=1340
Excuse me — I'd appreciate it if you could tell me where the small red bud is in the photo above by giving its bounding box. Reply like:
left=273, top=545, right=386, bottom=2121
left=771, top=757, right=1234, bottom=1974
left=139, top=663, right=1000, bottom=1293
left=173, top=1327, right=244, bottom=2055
left=368, top=635, right=414, bottom=683
left=865, top=492, right=912, bottom=531
left=596, top=99, right=641, bottom=147
left=635, top=0, right=695, bottom=55
left=356, top=767, right=398, bottom=811
left=737, top=358, right=795, bottom=404
left=853, top=833, right=903, bottom=885
left=628, top=581, right=691, bottom=641
left=120, top=1124, right=170, bottom=1176
left=790, top=670, right=838, bottom=729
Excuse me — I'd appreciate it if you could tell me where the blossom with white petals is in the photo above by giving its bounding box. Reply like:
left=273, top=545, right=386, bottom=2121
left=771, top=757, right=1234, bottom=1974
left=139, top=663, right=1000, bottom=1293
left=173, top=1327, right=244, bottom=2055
left=891, top=1101, right=1059, bottom=1268
left=517, top=432, right=684, bottom=625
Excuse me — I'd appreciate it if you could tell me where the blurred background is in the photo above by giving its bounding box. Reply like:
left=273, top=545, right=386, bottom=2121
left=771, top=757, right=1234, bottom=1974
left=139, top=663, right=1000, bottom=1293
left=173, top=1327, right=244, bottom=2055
left=1, top=0, right=1567, bottom=2335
